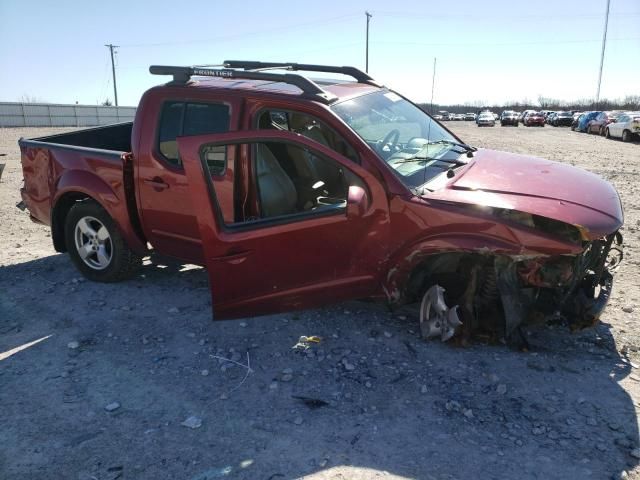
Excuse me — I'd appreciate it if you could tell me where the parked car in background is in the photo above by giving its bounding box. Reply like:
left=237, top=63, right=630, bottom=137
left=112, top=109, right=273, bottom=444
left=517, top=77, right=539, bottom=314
left=605, top=112, right=640, bottom=142
left=477, top=112, right=496, bottom=126
left=454, top=113, right=465, bottom=121
left=553, top=111, right=574, bottom=127
left=571, top=114, right=585, bottom=131
left=500, top=110, right=519, bottom=126
left=464, top=113, right=476, bottom=121
left=575, top=111, right=601, bottom=132
left=524, top=112, right=545, bottom=127
left=546, top=112, right=557, bottom=125
left=587, top=111, right=623, bottom=136
left=433, top=114, right=443, bottom=120
left=520, top=110, right=537, bottom=124
left=438, top=111, right=451, bottom=120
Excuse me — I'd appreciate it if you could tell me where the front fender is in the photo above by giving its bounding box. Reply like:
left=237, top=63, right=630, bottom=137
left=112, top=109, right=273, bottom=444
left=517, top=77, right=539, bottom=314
left=381, top=230, right=577, bottom=304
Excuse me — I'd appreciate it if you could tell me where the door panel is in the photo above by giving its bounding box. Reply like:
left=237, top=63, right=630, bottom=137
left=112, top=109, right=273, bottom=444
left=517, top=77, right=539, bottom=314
left=177, top=130, right=390, bottom=319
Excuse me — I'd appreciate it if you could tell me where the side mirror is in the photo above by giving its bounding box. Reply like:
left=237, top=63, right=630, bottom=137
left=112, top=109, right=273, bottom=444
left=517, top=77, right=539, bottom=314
left=347, top=185, right=368, bottom=218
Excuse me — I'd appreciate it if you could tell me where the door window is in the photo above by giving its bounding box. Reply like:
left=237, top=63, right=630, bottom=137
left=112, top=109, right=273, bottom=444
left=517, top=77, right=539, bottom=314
left=253, top=141, right=358, bottom=219
left=198, top=139, right=365, bottom=227
left=158, top=101, right=230, bottom=167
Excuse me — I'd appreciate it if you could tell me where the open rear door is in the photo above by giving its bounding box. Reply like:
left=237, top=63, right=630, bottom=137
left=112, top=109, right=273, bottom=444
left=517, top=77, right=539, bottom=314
left=177, top=130, right=389, bottom=319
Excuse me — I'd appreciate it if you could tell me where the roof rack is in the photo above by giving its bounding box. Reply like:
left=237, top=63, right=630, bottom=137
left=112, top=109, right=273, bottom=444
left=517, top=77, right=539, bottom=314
left=222, top=60, right=380, bottom=86
left=149, top=61, right=381, bottom=104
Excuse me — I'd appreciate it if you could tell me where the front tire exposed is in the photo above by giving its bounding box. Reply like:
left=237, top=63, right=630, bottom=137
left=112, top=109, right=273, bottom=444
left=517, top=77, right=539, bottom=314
left=622, top=130, right=633, bottom=142
left=64, top=200, right=142, bottom=282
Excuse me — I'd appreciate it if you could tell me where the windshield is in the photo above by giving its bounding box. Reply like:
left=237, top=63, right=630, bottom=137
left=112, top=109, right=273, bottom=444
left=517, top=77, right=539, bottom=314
left=332, top=90, right=464, bottom=190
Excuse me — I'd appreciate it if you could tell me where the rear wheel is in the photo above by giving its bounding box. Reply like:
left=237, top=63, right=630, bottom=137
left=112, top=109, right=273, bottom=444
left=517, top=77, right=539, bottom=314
left=622, top=130, right=633, bottom=142
left=65, top=200, right=142, bottom=282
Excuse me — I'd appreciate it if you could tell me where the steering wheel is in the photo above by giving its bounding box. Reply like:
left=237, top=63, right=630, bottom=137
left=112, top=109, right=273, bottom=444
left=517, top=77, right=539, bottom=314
left=378, top=128, right=400, bottom=156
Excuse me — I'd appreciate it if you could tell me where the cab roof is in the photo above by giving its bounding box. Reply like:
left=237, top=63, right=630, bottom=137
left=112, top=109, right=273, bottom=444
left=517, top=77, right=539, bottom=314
left=187, top=76, right=382, bottom=103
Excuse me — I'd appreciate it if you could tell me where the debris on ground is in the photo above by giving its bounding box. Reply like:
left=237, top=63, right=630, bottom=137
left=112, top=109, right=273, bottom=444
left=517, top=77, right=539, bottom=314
left=292, top=335, right=322, bottom=351
left=104, top=402, right=121, bottom=412
left=181, top=416, right=203, bottom=429
left=292, top=396, right=330, bottom=410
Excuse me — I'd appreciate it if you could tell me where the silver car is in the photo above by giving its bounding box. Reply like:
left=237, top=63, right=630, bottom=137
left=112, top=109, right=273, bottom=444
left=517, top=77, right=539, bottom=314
left=477, top=112, right=495, bottom=127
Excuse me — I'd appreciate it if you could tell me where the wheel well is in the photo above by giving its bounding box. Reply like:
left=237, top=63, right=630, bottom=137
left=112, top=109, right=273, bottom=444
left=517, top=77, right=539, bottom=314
left=404, top=252, right=499, bottom=302
left=51, top=192, right=93, bottom=252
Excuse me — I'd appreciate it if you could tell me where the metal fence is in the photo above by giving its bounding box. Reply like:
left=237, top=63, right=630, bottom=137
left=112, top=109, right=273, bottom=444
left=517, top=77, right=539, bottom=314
left=0, top=102, right=136, bottom=127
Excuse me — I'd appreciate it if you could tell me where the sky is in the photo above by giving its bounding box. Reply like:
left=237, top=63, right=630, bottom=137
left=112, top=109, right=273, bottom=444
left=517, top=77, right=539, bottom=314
left=1, top=0, right=638, bottom=107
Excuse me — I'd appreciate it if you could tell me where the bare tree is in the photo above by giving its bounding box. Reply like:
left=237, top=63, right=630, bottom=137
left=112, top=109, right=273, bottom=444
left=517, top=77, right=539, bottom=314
left=19, top=94, right=45, bottom=103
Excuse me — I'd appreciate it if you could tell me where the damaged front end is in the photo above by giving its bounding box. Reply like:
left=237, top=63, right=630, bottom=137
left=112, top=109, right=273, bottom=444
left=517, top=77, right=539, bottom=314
left=496, top=231, right=623, bottom=341
left=411, top=230, right=623, bottom=347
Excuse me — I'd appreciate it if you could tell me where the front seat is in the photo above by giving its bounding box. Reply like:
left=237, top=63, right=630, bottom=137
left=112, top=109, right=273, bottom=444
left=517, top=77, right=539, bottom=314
left=256, top=144, right=298, bottom=218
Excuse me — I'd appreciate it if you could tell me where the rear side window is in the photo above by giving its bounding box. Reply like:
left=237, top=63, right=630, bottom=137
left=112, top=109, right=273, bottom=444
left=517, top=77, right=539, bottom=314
left=158, top=101, right=230, bottom=167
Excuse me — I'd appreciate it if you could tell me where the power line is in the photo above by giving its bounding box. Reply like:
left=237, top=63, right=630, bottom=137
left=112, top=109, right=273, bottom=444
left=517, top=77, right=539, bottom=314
left=370, top=36, right=639, bottom=48
left=373, top=10, right=639, bottom=20
left=119, top=14, right=360, bottom=48
left=105, top=44, right=119, bottom=106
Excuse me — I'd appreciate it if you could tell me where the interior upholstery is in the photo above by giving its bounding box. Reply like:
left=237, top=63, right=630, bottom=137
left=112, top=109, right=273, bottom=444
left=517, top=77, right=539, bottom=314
left=255, top=144, right=298, bottom=218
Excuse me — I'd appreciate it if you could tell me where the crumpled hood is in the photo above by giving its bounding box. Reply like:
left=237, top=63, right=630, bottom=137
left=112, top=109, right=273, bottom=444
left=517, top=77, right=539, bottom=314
left=427, top=148, right=623, bottom=239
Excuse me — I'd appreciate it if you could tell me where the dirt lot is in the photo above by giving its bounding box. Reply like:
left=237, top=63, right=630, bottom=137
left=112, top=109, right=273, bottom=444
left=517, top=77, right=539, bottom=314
left=1, top=123, right=640, bottom=480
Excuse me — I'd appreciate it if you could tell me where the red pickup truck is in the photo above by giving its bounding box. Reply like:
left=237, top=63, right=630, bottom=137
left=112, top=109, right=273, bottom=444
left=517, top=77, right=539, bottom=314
left=19, top=61, right=623, bottom=345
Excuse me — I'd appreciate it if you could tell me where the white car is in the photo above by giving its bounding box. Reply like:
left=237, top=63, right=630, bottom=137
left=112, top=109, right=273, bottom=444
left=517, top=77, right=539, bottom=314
left=477, top=112, right=495, bottom=127
left=605, top=112, right=640, bottom=142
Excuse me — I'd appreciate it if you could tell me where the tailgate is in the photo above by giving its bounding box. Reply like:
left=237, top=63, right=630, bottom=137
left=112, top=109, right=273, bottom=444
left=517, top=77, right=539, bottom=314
left=19, top=142, right=54, bottom=224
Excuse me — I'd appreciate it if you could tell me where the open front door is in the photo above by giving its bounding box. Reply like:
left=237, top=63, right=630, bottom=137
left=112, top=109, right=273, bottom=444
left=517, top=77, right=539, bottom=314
left=177, top=130, right=389, bottom=319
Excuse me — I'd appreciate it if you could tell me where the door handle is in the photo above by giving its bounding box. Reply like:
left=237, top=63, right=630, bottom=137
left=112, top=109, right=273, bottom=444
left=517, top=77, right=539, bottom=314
left=144, top=177, right=169, bottom=191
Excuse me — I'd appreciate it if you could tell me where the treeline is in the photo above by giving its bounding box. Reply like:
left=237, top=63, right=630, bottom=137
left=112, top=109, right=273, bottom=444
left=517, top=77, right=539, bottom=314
left=418, top=95, right=640, bottom=114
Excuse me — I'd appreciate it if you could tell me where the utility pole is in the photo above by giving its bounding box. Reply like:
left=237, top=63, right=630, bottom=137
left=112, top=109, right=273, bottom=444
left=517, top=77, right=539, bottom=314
left=105, top=44, right=119, bottom=106
left=365, top=11, right=372, bottom=73
left=596, top=0, right=610, bottom=106
left=430, top=58, right=437, bottom=114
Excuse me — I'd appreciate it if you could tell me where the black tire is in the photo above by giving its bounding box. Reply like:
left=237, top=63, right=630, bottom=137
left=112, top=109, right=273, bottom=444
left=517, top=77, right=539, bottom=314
left=605, top=128, right=611, bottom=139
left=64, top=200, right=142, bottom=282
left=622, top=130, right=632, bottom=143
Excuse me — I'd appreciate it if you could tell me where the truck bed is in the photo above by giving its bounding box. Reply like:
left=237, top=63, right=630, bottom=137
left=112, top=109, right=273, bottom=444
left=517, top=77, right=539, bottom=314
left=18, top=122, right=142, bottom=252
left=26, top=122, right=133, bottom=152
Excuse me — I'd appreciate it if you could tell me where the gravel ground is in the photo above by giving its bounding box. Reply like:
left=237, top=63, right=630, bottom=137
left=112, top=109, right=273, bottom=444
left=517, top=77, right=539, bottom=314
left=1, top=123, right=639, bottom=480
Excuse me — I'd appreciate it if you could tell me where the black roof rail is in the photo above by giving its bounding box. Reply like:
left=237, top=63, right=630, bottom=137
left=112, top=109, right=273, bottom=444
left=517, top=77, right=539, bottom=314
left=149, top=65, right=339, bottom=103
left=222, top=60, right=381, bottom=86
